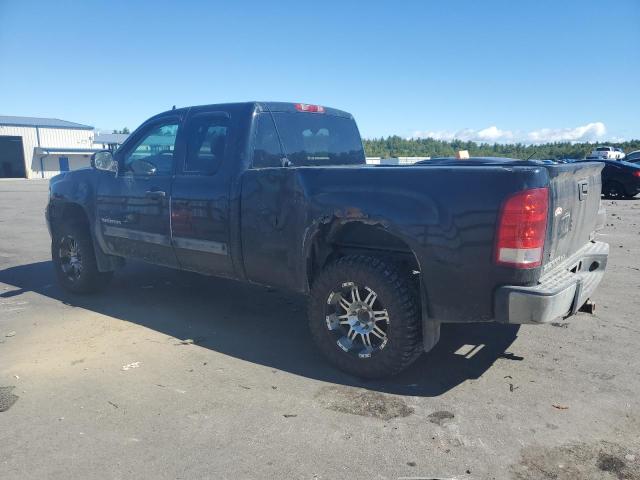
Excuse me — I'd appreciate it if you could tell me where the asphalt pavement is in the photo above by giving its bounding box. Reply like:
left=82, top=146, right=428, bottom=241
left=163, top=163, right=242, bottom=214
left=1, top=179, right=638, bottom=479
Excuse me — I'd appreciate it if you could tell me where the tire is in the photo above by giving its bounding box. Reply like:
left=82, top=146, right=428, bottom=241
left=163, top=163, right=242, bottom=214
left=309, top=255, right=423, bottom=378
left=52, top=222, right=113, bottom=294
left=603, top=181, right=625, bottom=199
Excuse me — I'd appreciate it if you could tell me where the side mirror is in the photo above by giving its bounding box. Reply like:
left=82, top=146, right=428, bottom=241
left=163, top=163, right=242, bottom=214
left=92, top=150, right=118, bottom=174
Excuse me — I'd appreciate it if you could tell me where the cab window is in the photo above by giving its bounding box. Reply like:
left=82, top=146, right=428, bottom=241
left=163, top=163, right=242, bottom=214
left=123, top=122, right=179, bottom=176
left=270, top=112, right=365, bottom=166
left=185, top=114, right=229, bottom=174
left=252, top=113, right=283, bottom=168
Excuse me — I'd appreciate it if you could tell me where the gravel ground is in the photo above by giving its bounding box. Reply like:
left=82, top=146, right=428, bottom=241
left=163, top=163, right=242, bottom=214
left=0, top=179, right=639, bottom=480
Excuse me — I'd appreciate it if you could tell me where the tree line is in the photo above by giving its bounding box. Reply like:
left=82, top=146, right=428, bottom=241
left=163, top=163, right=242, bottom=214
left=363, top=136, right=640, bottom=160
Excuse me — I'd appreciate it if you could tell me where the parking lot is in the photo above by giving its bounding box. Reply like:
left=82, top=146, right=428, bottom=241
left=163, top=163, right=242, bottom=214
left=0, top=179, right=639, bottom=479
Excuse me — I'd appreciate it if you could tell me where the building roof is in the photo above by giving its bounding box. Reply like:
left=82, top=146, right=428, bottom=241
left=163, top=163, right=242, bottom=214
left=94, top=133, right=129, bottom=144
left=0, top=115, right=93, bottom=130
left=34, top=147, right=101, bottom=155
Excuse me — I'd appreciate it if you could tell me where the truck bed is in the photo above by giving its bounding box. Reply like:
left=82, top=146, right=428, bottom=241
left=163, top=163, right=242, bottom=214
left=241, top=159, right=605, bottom=324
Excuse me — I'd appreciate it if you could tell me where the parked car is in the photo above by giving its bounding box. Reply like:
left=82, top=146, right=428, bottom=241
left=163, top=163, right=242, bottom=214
left=45, top=102, right=609, bottom=378
left=623, top=150, right=640, bottom=164
left=587, top=146, right=625, bottom=160
left=588, top=159, right=640, bottom=199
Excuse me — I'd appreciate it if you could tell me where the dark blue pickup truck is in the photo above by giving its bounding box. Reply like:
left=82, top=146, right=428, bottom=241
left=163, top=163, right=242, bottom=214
left=46, top=102, right=609, bottom=377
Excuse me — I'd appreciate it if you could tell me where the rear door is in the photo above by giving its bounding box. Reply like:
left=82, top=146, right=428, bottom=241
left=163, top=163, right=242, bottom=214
left=170, top=111, right=236, bottom=277
left=542, top=162, right=604, bottom=272
left=96, top=117, right=181, bottom=267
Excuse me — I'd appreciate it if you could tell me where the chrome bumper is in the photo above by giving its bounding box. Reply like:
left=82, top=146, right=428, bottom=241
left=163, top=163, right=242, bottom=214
left=494, top=241, right=609, bottom=324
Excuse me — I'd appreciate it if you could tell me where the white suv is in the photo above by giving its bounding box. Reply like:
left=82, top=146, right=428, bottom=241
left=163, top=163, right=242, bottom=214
left=588, top=146, right=625, bottom=160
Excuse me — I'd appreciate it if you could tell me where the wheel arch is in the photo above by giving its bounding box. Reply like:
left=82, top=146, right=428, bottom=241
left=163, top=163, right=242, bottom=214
left=48, top=200, right=91, bottom=236
left=48, top=200, right=123, bottom=272
left=304, top=219, right=441, bottom=354
left=304, top=220, right=421, bottom=291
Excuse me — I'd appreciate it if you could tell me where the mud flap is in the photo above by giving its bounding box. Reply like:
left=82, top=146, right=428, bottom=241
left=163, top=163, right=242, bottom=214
left=422, top=318, right=441, bottom=352
left=420, top=276, right=441, bottom=352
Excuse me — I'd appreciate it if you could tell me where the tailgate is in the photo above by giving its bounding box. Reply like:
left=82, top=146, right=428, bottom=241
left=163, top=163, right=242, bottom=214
left=542, top=162, right=604, bottom=273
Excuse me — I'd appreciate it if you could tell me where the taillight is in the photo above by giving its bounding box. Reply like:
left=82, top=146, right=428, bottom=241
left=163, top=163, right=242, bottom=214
left=632, top=171, right=640, bottom=178
left=295, top=103, right=325, bottom=113
left=495, top=187, right=549, bottom=268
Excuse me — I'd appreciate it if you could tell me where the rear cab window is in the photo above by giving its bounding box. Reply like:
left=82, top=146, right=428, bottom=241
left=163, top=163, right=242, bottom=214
left=251, top=110, right=365, bottom=167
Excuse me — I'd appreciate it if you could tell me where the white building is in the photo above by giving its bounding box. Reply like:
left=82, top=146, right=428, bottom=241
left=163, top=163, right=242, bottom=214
left=366, top=156, right=431, bottom=165
left=0, top=116, right=97, bottom=179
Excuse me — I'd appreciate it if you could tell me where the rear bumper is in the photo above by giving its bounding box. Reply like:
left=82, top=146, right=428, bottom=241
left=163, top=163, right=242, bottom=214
left=494, top=241, right=609, bottom=324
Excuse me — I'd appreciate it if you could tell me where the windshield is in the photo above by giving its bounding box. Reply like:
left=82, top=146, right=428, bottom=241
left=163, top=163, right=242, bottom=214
left=271, top=112, right=365, bottom=166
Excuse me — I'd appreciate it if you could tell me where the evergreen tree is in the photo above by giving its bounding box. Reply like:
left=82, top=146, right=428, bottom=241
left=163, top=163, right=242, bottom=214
left=362, top=137, right=640, bottom=160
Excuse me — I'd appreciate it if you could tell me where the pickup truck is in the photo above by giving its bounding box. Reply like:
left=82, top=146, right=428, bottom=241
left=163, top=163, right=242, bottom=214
left=46, top=102, right=609, bottom=378
left=587, top=146, right=625, bottom=160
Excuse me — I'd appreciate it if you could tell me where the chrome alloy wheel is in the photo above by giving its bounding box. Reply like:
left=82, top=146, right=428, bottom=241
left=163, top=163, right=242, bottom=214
left=325, top=282, right=390, bottom=359
left=59, top=235, right=83, bottom=282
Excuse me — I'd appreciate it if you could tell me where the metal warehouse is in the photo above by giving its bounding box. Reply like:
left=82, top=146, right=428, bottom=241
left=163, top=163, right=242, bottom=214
left=0, top=116, right=96, bottom=179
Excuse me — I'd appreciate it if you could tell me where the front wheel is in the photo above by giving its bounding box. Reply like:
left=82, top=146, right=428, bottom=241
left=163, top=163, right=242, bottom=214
left=52, top=222, right=113, bottom=294
left=309, top=255, right=423, bottom=378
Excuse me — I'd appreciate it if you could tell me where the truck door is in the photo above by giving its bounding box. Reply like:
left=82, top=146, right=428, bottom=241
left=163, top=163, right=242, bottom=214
left=170, top=111, right=236, bottom=278
left=95, top=117, right=181, bottom=267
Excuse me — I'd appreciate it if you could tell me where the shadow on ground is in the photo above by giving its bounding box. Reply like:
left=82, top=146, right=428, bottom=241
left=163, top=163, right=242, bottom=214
left=0, top=261, right=521, bottom=397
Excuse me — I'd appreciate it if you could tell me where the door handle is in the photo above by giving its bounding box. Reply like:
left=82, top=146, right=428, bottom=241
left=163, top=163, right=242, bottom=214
left=145, top=190, right=166, bottom=199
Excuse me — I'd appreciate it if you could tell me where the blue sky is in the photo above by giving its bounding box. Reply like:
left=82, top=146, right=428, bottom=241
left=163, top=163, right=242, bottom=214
left=1, top=0, right=638, bottom=142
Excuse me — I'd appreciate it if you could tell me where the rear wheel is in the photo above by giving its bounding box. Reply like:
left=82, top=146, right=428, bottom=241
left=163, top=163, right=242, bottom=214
left=603, top=181, right=626, bottom=199
left=309, top=255, right=422, bottom=378
left=52, top=222, right=113, bottom=293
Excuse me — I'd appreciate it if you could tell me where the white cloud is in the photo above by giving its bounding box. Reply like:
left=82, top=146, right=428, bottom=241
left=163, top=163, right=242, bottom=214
left=526, top=122, right=606, bottom=143
left=412, top=126, right=514, bottom=143
left=477, top=126, right=514, bottom=142
left=411, top=122, right=609, bottom=144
